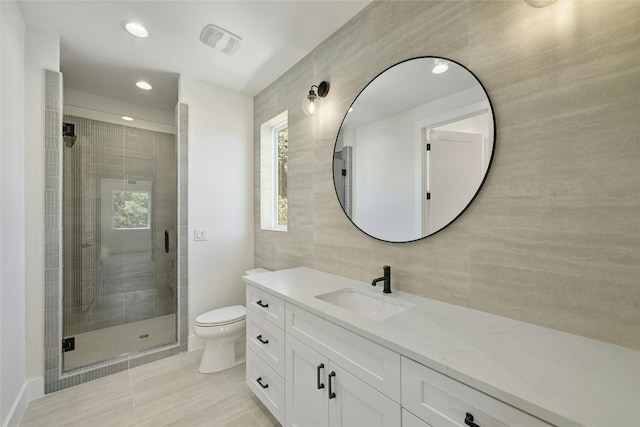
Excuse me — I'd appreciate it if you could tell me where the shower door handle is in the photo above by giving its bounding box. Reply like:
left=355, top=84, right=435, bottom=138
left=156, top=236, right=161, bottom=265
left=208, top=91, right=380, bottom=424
left=164, top=230, right=169, bottom=253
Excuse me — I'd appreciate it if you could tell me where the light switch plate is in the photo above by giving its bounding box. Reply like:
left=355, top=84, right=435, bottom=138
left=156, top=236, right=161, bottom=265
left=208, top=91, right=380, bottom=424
left=194, top=228, right=208, bottom=241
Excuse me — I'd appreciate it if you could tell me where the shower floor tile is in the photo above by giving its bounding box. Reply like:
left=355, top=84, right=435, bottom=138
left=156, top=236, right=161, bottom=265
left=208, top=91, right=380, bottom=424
left=64, top=314, right=176, bottom=371
left=21, top=351, right=280, bottom=427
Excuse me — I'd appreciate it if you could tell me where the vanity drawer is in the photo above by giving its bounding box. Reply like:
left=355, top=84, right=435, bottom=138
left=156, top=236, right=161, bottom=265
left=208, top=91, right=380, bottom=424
left=246, top=348, right=285, bottom=425
left=285, top=302, right=401, bottom=403
left=247, top=310, right=285, bottom=376
left=402, top=409, right=432, bottom=427
left=401, top=357, right=552, bottom=427
left=246, top=284, right=285, bottom=329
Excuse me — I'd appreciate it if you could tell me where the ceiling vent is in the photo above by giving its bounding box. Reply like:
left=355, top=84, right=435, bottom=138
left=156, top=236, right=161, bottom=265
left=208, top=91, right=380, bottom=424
left=199, top=24, right=243, bottom=55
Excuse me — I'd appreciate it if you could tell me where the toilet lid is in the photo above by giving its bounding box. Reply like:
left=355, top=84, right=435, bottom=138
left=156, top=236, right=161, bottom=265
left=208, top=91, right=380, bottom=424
left=196, top=305, right=246, bottom=326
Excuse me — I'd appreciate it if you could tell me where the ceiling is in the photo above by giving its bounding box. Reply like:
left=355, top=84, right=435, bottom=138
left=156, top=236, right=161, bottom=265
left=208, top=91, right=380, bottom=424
left=18, top=1, right=371, bottom=112
left=343, top=58, right=482, bottom=129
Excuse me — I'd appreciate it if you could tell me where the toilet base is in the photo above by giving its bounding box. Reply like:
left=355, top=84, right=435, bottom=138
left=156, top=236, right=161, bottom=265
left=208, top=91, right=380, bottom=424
left=198, top=338, right=244, bottom=374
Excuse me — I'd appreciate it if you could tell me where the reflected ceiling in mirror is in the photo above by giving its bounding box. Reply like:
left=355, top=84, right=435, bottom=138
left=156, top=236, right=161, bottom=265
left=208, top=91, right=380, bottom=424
left=333, top=57, right=495, bottom=243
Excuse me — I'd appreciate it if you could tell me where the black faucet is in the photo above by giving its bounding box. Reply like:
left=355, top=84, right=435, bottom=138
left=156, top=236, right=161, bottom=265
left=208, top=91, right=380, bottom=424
left=371, top=266, right=391, bottom=294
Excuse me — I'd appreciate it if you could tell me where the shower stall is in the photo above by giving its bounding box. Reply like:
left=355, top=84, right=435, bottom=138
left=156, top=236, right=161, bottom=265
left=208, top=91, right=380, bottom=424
left=61, top=115, right=178, bottom=372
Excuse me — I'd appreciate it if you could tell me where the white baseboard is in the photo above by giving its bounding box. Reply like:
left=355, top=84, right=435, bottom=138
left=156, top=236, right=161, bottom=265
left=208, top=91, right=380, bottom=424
left=2, top=376, right=42, bottom=427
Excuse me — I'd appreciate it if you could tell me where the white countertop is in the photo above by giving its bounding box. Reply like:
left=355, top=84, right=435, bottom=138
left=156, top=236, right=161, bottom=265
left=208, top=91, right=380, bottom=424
left=244, top=267, right=640, bottom=427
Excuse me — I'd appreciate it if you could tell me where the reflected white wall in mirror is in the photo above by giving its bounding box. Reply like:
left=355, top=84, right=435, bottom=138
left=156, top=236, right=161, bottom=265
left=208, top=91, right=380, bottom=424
left=334, top=57, right=495, bottom=242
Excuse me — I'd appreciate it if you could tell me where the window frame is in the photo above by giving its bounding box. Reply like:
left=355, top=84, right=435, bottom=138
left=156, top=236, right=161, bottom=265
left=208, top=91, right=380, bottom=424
left=260, top=111, right=288, bottom=232
left=111, top=189, right=152, bottom=230
left=271, top=120, right=288, bottom=231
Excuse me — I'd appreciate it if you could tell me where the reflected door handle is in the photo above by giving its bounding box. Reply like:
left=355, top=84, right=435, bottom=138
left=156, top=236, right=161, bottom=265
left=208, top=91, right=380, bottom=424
left=256, top=377, right=269, bottom=389
left=256, top=335, right=269, bottom=345
left=164, top=230, right=169, bottom=253
left=256, top=300, right=269, bottom=308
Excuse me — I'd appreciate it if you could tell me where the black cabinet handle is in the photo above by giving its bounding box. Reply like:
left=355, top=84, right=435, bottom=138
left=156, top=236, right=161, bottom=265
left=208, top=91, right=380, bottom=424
left=256, top=377, right=269, bottom=389
left=256, top=335, right=269, bottom=345
left=465, top=412, right=480, bottom=427
left=328, top=371, right=336, bottom=399
left=164, top=230, right=169, bottom=253
left=256, top=300, right=269, bottom=308
left=317, top=363, right=325, bottom=389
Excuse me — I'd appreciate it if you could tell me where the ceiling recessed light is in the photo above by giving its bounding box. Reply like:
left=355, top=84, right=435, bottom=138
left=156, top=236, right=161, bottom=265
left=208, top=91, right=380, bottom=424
left=122, top=116, right=134, bottom=121
left=121, top=21, right=149, bottom=38
left=136, top=81, right=152, bottom=90
left=432, top=59, right=449, bottom=74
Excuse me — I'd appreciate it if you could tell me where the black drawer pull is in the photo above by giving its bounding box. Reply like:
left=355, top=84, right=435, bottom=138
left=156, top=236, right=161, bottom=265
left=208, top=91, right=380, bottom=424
left=465, top=412, right=480, bottom=427
left=317, top=363, right=325, bottom=389
left=256, top=335, right=269, bottom=345
left=256, top=300, right=269, bottom=308
left=256, top=377, right=269, bottom=389
left=328, top=371, right=336, bottom=399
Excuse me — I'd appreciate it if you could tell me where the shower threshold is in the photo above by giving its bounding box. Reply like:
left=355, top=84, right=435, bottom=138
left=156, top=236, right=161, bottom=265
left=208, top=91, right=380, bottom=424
left=63, top=314, right=176, bottom=372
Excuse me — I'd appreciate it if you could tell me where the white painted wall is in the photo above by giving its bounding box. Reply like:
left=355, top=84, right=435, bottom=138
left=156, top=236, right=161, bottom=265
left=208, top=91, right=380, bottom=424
left=178, top=76, right=254, bottom=350
left=1, top=1, right=27, bottom=425
left=24, top=23, right=59, bottom=396
left=352, top=113, right=416, bottom=241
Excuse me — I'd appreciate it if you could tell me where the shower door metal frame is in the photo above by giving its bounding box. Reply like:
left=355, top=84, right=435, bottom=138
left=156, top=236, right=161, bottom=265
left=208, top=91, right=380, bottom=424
left=43, top=69, right=189, bottom=393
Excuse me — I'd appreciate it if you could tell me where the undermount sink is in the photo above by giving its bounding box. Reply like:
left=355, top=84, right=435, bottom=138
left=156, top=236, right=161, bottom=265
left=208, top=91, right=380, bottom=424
left=315, top=287, right=413, bottom=321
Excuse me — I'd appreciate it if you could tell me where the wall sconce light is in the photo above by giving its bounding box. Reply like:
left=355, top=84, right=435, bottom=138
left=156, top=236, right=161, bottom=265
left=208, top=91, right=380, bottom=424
left=525, top=0, right=557, bottom=7
left=303, top=81, right=330, bottom=115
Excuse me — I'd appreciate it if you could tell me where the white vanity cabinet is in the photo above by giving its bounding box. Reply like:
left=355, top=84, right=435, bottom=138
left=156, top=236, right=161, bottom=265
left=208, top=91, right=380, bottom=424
left=284, top=303, right=402, bottom=427
left=401, top=357, right=552, bottom=427
left=246, top=285, right=287, bottom=425
left=246, top=282, right=553, bottom=427
left=243, top=268, right=628, bottom=427
left=286, top=333, right=401, bottom=427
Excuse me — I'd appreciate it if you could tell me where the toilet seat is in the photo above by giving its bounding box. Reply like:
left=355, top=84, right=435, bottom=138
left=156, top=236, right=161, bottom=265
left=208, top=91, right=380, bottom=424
left=196, top=305, right=246, bottom=327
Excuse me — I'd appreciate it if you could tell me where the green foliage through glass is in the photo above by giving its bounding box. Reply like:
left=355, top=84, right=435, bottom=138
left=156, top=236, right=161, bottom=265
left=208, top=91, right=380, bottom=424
left=277, top=126, right=288, bottom=226
left=113, top=191, right=150, bottom=229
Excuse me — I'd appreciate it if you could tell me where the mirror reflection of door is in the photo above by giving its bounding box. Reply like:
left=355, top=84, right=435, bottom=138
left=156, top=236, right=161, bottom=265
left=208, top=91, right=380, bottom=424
left=424, top=129, right=483, bottom=233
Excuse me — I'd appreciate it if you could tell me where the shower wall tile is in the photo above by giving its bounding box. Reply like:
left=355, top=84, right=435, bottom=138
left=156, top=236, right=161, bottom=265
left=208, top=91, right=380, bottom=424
left=153, top=288, right=176, bottom=317
left=177, top=103, right=189, bottom=353
left=124, top=290, right=154, bottom=323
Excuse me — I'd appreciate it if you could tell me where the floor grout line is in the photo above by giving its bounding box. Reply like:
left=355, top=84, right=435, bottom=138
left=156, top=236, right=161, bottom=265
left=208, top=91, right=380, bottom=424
left=128, top=368, right=139, bottom=427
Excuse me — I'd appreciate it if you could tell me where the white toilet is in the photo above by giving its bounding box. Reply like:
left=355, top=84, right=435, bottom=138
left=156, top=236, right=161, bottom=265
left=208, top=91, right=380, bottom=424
left=194, top=268, right=270, bottom=373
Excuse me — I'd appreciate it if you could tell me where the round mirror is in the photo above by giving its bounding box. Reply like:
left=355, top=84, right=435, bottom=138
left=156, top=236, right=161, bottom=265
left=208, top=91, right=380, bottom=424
left=333, top=57, right=495, bottom=243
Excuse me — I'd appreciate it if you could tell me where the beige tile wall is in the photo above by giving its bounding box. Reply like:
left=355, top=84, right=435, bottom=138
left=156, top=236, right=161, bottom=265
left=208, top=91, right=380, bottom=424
left=253, top=0, right=640, bottom=350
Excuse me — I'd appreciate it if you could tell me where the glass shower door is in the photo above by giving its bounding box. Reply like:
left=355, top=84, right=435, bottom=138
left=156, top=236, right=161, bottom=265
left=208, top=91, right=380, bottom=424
left=62, top=116, right=178, bottom=372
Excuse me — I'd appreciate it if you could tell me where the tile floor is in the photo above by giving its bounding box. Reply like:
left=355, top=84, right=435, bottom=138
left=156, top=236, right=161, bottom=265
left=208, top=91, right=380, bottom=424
left=21, top=351, right=280, bottom=427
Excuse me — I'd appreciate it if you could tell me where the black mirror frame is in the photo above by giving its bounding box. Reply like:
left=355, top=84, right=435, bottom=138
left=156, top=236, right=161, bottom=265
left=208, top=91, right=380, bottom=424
left=332, top=56, right=497, bottom=243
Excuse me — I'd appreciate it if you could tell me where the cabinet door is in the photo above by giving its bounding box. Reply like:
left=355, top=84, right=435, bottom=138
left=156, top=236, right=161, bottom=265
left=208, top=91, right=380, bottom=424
left=286, top=334, right=329, bottom=427
left=328, top=362, right=401, bottom=427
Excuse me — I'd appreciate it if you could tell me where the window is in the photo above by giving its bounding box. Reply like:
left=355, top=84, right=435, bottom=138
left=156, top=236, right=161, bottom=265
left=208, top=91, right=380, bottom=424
left=260, top=111, right=288, bottom=231
left=112, top=190, right=150, bottom=229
